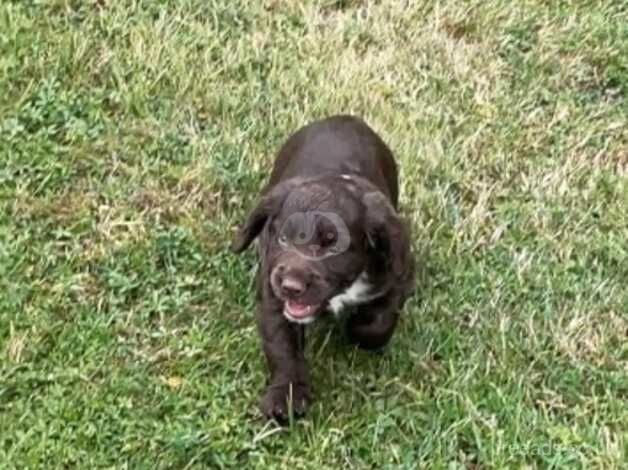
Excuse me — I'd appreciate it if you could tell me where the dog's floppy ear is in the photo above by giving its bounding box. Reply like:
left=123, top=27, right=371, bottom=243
left=230, top=178, right=302, bottom=254
left=363, top=191, right=411, bottom=279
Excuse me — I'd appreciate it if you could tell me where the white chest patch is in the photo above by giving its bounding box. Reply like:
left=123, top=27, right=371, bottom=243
left=327, top=272, right=383, bottom=315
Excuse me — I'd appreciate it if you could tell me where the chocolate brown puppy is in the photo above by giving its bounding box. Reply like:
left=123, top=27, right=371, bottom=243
left=231, top=115, right=414, bottom=421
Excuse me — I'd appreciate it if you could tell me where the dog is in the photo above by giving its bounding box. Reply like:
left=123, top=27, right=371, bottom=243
left=231, top=115, right=414, bottom=421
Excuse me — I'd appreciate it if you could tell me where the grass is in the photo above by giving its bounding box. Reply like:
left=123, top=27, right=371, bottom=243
left=1, top=0, right=627, bottom=468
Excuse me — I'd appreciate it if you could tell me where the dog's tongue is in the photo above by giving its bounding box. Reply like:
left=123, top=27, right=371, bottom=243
left=285, top=300, right=314, bottom=318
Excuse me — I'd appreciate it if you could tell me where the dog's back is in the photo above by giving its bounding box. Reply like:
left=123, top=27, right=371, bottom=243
left=266, top=115, right=399, bottom=207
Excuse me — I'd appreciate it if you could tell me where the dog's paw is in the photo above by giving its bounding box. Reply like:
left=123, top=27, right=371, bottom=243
left=260, top=382, right=311, bottom=422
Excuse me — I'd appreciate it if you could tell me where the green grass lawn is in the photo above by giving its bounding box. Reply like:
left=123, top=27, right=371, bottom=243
left=1, top=0, right=627, bottom=468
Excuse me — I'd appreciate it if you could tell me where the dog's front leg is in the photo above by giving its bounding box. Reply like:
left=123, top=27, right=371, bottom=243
left=256, top=300, right=311, bottom=421
left=346, top=291, right=401, bottom=350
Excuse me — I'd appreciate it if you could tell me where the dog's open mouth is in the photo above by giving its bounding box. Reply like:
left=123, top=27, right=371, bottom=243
left=284, top=300, right=320, bottom=322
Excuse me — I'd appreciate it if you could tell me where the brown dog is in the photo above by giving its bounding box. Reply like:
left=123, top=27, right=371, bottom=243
left=231, top=115, right=414, bottom=421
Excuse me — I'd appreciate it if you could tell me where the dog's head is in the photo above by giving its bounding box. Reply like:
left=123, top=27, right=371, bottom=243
left=231, top=175, right=409, bottom=323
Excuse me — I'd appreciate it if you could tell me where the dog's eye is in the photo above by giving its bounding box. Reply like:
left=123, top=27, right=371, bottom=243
left=321, top=231, right=337, bottom=247
left=278, top=234, right=288, bottom=245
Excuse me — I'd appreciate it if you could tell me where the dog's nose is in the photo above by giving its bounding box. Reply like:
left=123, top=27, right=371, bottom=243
left=280, top=277, right=306, bottom=298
